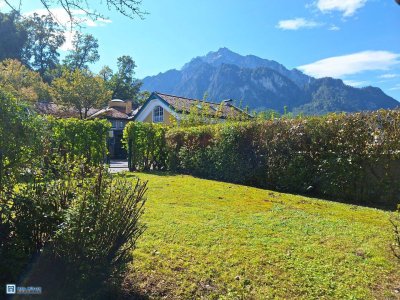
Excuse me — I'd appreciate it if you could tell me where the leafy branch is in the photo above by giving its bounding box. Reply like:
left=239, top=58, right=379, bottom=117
left=3, top=0, right=147, bottom=28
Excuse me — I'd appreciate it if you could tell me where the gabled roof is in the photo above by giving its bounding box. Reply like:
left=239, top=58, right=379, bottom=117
left=134, top=92, right=250, bottom=120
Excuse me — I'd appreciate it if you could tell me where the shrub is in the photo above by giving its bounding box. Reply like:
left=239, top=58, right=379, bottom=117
left=51, top=167, right=147, bottom=298
left=44, top=116, right=111, bottom=167
left=0, top=88, right=44, bottom=186
left=0, top=90, right=110, bottom=186
left=0, top=94, right=145, bottom=297
left=0, top=166, right=75, bottom=286
left=124, top=122, right=167, bottom=171
left=1, top=162, right=148, bottom=298
left=165, top=111, right=400, bottom=208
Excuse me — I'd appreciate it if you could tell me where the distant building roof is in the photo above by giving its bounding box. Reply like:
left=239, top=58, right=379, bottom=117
left=34, top=102, right=100, bottom=118
left=150, top=92, right=250, bottom=119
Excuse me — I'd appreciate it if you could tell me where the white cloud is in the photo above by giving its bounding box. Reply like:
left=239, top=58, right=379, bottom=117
left=277, top=18, right=321, bottom=30
left=379, top=73, right=398, bottom=79
left=317, top=0, right=367, bottom=17
left=298, top=51, right=400, bottom=78
left=343, top=80, right=369, bottom=87
left=328, top=25, right=340, bottom=31
left=24, top=8, right=112, bottom=51
left=390, top=84, right=400, bottom=91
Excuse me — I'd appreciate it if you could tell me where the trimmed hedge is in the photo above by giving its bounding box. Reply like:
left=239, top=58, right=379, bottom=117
left=0, top=88, right=110, bottom=184
left=124, top=122, right=167, bottom=171
left=125, top=110, right=400, bottom=208
left=44, top=117, right=111, bottom=166
left=166, top=111, right=400, bottom=208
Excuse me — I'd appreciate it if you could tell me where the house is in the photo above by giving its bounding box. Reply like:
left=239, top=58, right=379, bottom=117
left=133, top=92, right=250, bottom=124
left=88, top=93, right=249, bottom=159
left=89, top=99, right=134, bottom=159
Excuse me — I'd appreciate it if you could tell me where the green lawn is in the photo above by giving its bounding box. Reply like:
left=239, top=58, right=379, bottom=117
left=123, top=172, right=400, bottom=299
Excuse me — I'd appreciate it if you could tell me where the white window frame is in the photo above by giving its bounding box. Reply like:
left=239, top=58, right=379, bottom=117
left=152, top=105, right=164, bottom=123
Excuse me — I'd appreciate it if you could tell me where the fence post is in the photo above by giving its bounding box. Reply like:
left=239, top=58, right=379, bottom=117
left=128, top=138, right=134, bottom=171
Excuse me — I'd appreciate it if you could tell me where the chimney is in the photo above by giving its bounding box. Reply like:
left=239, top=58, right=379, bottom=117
left=125, top=100, right=132, bottom=114
left=222, top=99, right=233, bottom=106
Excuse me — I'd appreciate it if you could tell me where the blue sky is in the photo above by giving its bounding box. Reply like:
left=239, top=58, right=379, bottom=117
left=1, top=0, right=400, bottom=100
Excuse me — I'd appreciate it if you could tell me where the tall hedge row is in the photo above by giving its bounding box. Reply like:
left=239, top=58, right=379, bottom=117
left=124, top=122, right=167, bottom=171
left=44, top=117, right=110, bottom=165
left=0, top=88, right=110, bottom=184
left=125, top=110, right=400, bottom=208
left=167, top=111, right=400, bottom=207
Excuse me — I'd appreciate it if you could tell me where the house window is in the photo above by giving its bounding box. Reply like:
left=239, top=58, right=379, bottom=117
left=153, top=106, right=164, bottom=123
left=119, top=121, right=124, bottom=128
left=110, top=120, right=117, bottom=128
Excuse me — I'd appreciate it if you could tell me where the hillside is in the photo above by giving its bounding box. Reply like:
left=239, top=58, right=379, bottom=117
left=124, top=172, right=400, bottom=299
left=142, top=48, right=399, bottom=115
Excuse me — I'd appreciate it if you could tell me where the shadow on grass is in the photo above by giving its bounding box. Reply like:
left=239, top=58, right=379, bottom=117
left=120, top=170, right=397, bottom=211
left=12, top=252, right=149, bottom=300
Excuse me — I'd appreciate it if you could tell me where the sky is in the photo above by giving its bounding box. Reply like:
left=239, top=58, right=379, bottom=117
left=1, top=0, right=400, bottom=100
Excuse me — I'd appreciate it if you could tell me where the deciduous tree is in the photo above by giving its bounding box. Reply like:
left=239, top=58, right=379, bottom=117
left=0, top=59, right=52, bottom=103
left=23, top=13, right=65, bottom=78
left=52, top=68, right=111, bottom=119
left=63, top=32, right=100, bottom=70
left=102, top=55, right=142, bottom=101
left=0, top=12, right=28, bottom=62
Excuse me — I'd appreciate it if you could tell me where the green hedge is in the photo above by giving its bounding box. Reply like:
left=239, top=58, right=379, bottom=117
left=124, top=122, right=167, bottom=171
left=44, top=117, right=111, bottom=166
left=0, top=89, right=110, bottom=185
left=123, top=110, right=400, bottom=207
left=166, top=111, right=400, bottom=207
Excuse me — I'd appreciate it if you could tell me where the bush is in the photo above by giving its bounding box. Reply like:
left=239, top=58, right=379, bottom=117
left=0, top=163, right=148, bottom=298
left=0, top=89, right=110, bottom=186
left=165, top=111, right=400, bottom=208
left=45, top=116, right=111, bottom=166
left=0, top=88, right=44, bottom=185
left=0, top=93, right=145, bottom=297
left=50, top=167, right=147, bottom=298
left=124, top=122, right=167, bottom=171
left=0, top=165, right=75, bottom=286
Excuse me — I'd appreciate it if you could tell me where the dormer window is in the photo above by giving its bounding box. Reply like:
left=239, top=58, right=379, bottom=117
left=153, top=106, right=164, bottom=123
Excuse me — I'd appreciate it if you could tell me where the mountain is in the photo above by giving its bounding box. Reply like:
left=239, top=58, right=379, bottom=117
left=142, top=48, right=399, bottom=114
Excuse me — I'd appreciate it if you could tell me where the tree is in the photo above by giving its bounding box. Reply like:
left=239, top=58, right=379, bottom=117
left=99, top=65, right=113, bottom=82
left=52, top=68, right=112, bottom=119
left=137, top=91, right=151, bottom=106
left=102, top=55, right=142, bottom=101
left=23, top=13, right=65, bottom=78
left=63, top=32, right=100, bottom=70
left=0, top=59, right=52, bottom=103
left=0, top=12, right=28, bottom=62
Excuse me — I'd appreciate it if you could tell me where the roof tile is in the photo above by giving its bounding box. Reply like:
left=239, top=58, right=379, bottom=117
left=156, top=92, right=249, bottom=119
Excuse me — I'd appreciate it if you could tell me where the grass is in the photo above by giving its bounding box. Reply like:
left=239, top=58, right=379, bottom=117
left=123, top=172, right=400, bottom=299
